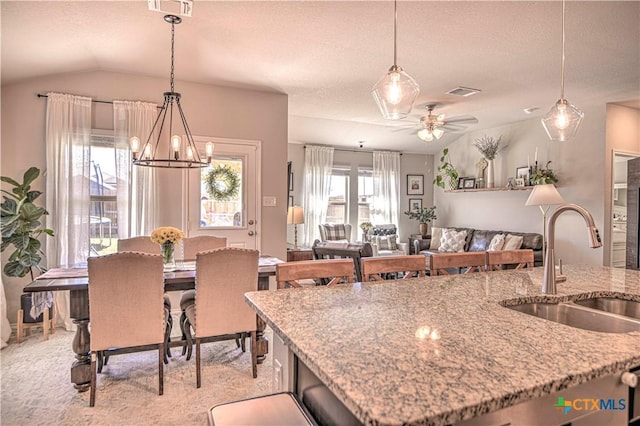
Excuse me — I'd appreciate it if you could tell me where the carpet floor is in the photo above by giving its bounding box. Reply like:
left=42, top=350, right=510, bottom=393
left=1, top=319, right=274, bottom=425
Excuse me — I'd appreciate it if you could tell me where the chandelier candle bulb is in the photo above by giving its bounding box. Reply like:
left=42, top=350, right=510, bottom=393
left=144, top=144, right=152, bottom=160
left=206, top=142, right=214, bottom=162
left=186, top=145, right=194, bottom=160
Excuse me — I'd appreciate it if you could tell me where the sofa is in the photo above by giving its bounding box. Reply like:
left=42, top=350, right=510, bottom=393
left=416, top=226, right=543, bottom=266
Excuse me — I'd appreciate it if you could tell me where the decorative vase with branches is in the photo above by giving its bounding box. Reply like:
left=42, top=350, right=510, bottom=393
left=473, top=135, right=506, bottom=188
left=404, top=206, right=437, bottom=237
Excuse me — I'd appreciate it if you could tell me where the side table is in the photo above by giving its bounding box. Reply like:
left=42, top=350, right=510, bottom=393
left=286, top=247, right=314, bottom=262
left=409, top=234, right=431, bottom=255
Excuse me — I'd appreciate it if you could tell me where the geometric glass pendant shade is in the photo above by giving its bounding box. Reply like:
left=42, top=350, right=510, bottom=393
left=371, top=0, right=420, bottom=120
left=541, top=0, right=583, bottom=141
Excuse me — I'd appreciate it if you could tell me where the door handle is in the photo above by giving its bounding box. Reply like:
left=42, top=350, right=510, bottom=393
left=248, top=220, right=255, bottom=225
left=248, top=231, right=255, bottom=236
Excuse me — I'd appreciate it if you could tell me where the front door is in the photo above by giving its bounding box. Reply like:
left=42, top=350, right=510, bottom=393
left=184, top=137, right=261, bottom=249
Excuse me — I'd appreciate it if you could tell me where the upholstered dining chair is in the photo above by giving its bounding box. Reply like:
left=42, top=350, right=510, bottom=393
left=276, top=259, right=354, bottom=289
left=117, top=236, right=172, bottom=364
left=486, top=249, right=534, bottom=271
left=361, top=255, right=427, bottom=281
left=429, top=252, right=486, bottom=276
left=87, top=252, right=166, bottom=407
left=180, top=247, right=259, bottom=388
left=181, top=235, right=227, bottom=261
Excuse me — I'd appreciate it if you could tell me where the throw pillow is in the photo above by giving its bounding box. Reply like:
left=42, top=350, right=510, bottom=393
left=487, top=234, right=506, bottom=251
left=374, top=235, right=397, bottom=250
left=429, top=227, right=443, bottom=250
left=502, top=234, right=524, bottom=250
left=323, top=224, right=347, bottom=241
left=438, top=229, right=467, bottom=253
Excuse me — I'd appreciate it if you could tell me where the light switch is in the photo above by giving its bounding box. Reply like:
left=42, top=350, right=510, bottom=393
left=263, top=196, right=276, bottom=206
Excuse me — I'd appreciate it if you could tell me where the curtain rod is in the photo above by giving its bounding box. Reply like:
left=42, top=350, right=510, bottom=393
left=304, top=145, right=402, bottom=155
left=36, top=93, right=162, bottom=109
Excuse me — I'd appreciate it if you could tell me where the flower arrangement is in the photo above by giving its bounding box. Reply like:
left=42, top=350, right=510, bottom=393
left=359, top=221, right=373, bottom=232
left=151, top=226, right=184, bottom=265
left=150, top=226, right=185, bottom=245
left=531, top=161, right=559, bottom=185
left=473, top=135, right=506, bottom=160
left=403, top=206, right=437, bottom=224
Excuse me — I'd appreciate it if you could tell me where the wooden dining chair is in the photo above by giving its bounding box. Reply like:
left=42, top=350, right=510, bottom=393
left=486, top=249, right=534, bottom=271
left=361, top=255, right=427, bottom=281
left=429, top=252, right=486, bottom=276
left=117, top=236, right=172, bottom=364
left=276, top=259, right=354, bottom=289
left=87, top=252, right=166, bottom=407
left=181, top=235, right=227, bottom=261
left=180, top=247, right=260, bottom=388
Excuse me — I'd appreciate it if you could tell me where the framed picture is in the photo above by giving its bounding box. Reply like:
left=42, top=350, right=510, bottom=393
left=463, top=177, right=476, bottom=189
left=409, top=198, right=422, bottom=211
left=287, top=161, right=293, bottom=192
left=516, top=166, right=530, bottom=186
left=515, top=177, right=526, bottom=187
left=407, top=174, right=424, bottom=195
left=457, top=177, right=466, bottom=189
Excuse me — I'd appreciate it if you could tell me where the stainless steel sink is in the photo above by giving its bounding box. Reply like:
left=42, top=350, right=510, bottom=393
left=574, top=297, right=640, bottom=320
left=505, top=302, right=640, bottom=333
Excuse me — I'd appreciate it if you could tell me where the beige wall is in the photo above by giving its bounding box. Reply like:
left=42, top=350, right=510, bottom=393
left=434, top=103, right=608, bottom=266
left=1, top=70, right=288, bottom=322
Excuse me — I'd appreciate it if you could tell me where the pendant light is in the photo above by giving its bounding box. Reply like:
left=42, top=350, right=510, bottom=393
left=131, top=15, right=212, bottom=168
left=371, top=0, right=420, bottom=120
left=541, top=0, right=583, bottom=141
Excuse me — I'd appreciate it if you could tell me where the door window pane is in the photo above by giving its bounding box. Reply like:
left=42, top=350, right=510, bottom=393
left=200, top=158, right=244, bottom=228
left=89, top=134, right=118, bottom=257
left=327, top=173, right=348, bottom=224
left=358, top=169, right=373, bottom=226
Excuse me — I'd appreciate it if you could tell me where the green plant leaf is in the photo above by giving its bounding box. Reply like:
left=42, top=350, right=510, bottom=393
left=0, top=176, right=20, bottom=187
left=4, top=260, right=30, bottom=278
left=22, top=167, right=40, bottom=187
left=26, top=190, right=42, bottom=203
left=1, top=220, right=19, bottom=238
left=1, top=189, right=18, bottom=200
left=20, top=203, right=46, bottom=221
left=43, top=228, right=54, bottom=236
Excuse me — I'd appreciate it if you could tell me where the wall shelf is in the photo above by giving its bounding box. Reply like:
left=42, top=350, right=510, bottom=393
left=444, top=187, right=533, bottom=193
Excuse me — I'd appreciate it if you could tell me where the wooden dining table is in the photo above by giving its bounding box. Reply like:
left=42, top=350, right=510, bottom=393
left=23, top=256, right=283, bottom=392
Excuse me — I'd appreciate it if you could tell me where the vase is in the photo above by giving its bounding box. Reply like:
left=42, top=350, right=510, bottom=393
left=419, top=223, right=429, bottom=237
left=161, top=241, right=175, bottom=268
left=449, top=178, right=458, bottom=191
left=486, top=159, right=495, bottom=188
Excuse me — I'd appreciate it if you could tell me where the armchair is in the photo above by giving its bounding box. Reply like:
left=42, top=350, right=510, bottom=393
left=318, top=224, right=352, bottom=243
left=364, top=224, right=408, bottom=257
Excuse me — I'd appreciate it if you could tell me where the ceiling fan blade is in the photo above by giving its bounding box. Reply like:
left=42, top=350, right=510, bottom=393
left=443, top=115, right=479, bottom=125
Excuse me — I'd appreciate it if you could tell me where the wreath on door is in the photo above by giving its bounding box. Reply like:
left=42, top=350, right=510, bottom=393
left=205, top=165, right=240, bottom=201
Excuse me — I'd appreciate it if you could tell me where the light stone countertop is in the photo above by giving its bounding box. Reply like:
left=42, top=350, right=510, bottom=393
left=245, top=265, right=640, bottom=426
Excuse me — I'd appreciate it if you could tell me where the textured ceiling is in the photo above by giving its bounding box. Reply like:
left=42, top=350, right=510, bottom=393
left=2, top=1, right=639, bottom=153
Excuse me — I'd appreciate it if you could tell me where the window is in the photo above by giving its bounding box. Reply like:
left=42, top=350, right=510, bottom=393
left=200, top=158, right=244, bottom=228
left=357, top=168, right=373, bottom=226
left=326, top=167, right=349, bottom=224
left=89, top=130, right=117, bottom=256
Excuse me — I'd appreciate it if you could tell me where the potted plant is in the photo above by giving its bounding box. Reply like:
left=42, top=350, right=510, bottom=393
left=433, top=148, right=459, bottom=190
left=359, top=221, right=373, bottom=241
left=1, top=167, right=54, bottom=279
left=531, top=161, right=559, bottom=185
left=403, top=206, right=437, bottom=237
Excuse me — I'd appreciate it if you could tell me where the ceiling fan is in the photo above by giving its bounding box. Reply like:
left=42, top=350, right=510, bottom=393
left=398, top=104, right=479, bottom=141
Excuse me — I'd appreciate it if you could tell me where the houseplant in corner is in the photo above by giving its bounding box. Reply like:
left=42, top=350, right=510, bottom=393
left=1, top=167, right=54, bottom=279
left=433, top=148, right=459, bottom=190
left=404, top=206, right=437, bottom=237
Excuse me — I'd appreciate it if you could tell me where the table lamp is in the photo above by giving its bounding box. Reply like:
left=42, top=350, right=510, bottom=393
left=287, top=206, right=304, bottom=249
left=525, top=184, right=565, bottom=265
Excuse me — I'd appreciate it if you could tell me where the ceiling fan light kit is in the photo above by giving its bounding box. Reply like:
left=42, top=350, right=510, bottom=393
left=131, top=14, right=211, bottom=168
left=541, top=0, right=583, bottom=141
left=372, top=0, right=420, bottom=120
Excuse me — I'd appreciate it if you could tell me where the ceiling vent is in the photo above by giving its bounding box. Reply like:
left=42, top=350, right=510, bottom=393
left=148, top=0, right=193, bottom=17
left=446, top=87, right=481, bottom=97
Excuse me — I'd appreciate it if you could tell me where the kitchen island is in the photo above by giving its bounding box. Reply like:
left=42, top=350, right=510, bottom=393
left=245, top=265, right=640, bottom=425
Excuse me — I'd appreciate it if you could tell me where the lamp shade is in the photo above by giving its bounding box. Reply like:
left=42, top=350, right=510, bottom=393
left=525, top=184, right=566, bottom=206
left=541, top=99, right=584, bottom=141
left=287, top=206, right=304, bottom=225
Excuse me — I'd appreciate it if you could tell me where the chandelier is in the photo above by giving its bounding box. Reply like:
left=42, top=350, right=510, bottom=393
left=131, top=15, right=212, bottom=168
left=371, top=0, right=420, bottom=120
left=541, top=0, right=583, bottom=141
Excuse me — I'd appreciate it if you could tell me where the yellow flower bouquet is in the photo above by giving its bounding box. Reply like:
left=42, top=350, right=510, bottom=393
left=150, top=226, right=185, bottom=264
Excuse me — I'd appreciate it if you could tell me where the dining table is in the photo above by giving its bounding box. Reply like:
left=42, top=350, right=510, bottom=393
left=23, top=255, right=283, bottom=392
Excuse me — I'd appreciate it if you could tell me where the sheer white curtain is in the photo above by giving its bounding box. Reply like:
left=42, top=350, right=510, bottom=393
left=302, top=145, right=334, bottom=246
left=113, top=101, right=158, bottom=237
left=1, top=275, right=10, bottom=348
left=45, top=92, right=92, bottom=331
left=372, top=151, right=401, bottom=225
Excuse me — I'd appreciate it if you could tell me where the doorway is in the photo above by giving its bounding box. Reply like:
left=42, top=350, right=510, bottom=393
left=611, top=152, right=639, bottom=268
left=183, top=137, right=261, bottom=249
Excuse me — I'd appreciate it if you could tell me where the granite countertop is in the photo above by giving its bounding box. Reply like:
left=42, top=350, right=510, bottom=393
left=245, top=265, right=640, bottom=426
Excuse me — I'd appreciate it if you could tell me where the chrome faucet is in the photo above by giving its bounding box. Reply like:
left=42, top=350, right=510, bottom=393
left=542, top=204, right=602, bottom=294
